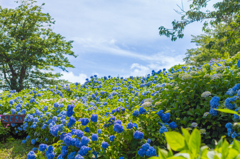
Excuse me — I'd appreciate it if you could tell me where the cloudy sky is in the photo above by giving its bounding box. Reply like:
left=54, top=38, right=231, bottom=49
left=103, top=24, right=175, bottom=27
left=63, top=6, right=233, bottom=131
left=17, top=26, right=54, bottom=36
left=1, top=0, right=222, bottom=84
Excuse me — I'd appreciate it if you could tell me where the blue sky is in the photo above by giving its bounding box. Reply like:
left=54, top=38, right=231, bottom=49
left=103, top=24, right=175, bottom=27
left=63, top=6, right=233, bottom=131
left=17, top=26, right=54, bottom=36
left=1, top=0, right=222, bottom=84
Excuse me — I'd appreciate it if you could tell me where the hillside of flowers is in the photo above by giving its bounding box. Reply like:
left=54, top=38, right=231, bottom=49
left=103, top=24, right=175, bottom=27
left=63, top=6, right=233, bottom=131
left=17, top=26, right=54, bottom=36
left=1, top=52, right=240, bottom=158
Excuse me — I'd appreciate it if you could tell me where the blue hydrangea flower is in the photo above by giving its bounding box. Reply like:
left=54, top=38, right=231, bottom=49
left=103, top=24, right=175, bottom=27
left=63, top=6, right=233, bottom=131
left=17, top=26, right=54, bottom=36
left=75, top=154, right=84, bottom=159
left=133, top=123, right=138, bottom=129
left=133, top=131, right=144, bottom=140
left=91, top=134, right=98, bottom=141
left=97, top=129, right=102, bottom=134
left=81, top=136, right=89, bottom=145
left=67, top=151, right=76, bottom=158
left=138, top=148, right=146, bottom=157
left=159, top=126, right=168, bottom=134
left=146, top=146, right=157, bottom=157
left=225, top=123, right=233, bottom=129
left=237, top=59, right=240, bottom=68
left=27, top=151, right=36, bottom=159
left=31, top=139, right=36, bottom=145
left=39, top=144, right=47, bottom=152
left=67, top=104, right=75, bottom=117
left=80, top=118, right=89, bottom=126
left=46, top=145, right=55, bottom=159
left=78, top=146, right=91, bottom=156
left=57, top=154, right=63, bottom=159
left=115, top=120, right=122, bottom=125
left=113, top=123, right=124, bottom=133
left=139, top=107, right=146, bottom=114
left=32, top=147, right=37, bottom=151
left=90, top=114, right=98, bottom=122
left=157, top=110, right=164, bottom=118
left=210, top=96, right=220, bottom=108
left=127, top=122, right=134, bottom=129
left=112, top=109, right=116, bottom=114
left=231, top=132, right=239, bottom=138
left=71, top=129, right=84, bottom=138
left=161, top=113, right=170, bottom=123
left=84, top=127, right=90, bottom=133
left=102, top=142, right=109, bottom=149
left=142, top=143, right=150, bottom=150
left=169, top=121, right=177, bottom=129
left=210, top=108, right=218, bottom=116
left=225, top=97, right=237, bottom=110
left=64, top=135, right=72, bottom=146
left=133, top=110, right=139, bottom=117
left=109, top=135, right=115, bottom=142
left=67, top=117, right=76, bottom=128
left=147, top=139, right=151, bottom=144
left=61, top=146, right=68, bottom=157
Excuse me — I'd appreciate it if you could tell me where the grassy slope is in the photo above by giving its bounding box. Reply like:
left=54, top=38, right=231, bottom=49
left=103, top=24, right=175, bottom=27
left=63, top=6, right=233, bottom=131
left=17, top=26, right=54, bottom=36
left=0, top=138, right=36, bottom=159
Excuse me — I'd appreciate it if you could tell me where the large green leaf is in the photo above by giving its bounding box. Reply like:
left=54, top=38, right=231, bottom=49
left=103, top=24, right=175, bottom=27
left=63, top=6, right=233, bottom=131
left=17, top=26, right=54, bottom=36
left=216, top=109, right=239, bottom=115
left=158, top=148, right=168, bottom=159
left=167, top=156, right=187, bottom=159
left=226, top=149, right=239, bottom=159
left=181, top=128, right=190, bottom=147
left=188, top=128, right=201, bottom=156
left=221, top=139, right=229, bottom=159
left=232, top=139, right=240, bottom=153
left=165, top=131, right=186, bottom=151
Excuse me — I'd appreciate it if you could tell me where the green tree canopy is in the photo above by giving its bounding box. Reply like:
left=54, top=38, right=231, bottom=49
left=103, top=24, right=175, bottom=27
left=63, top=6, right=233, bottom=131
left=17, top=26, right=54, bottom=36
left=183, top=10, right=240, bottom=66
left=0, top=0, right=77, bottom=92
left=159, top=0, right=240, bottom=41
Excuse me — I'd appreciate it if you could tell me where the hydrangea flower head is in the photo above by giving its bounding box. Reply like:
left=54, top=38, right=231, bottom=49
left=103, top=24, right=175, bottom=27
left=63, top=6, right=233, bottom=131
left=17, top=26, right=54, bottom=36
left=27, top=151, right=36, bottom=159
left=91, top=134, right=98, bottom=141
left=90, top=114, right=98, bottom=122
left=102, top=142, right=109, bottom=149
left=133, top=131, right=144, bottom=139
left=159, top=126, right=168, bottom=134
left=169, top=121, right=177, bottom=129
left=146, top=146, right=157, bottom=157
left=210, top=96, right=220, bottom=108
left=39, top=144, right=47, bottom=152
left=133, top=110, right=139, bottom=117
left=109, top=135, right=115, bottom=142
left=210, top=108, right=218, bottom=116
left=80, top=118, right=89, bottom=126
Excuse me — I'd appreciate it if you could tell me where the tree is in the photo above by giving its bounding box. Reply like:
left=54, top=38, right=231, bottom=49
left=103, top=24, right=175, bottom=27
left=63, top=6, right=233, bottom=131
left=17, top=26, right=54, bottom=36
left=0, top=0, right=77, bottom=92
left=183, top=10, right=240, bottom=65
left=159, top=0, right=240, bottom=41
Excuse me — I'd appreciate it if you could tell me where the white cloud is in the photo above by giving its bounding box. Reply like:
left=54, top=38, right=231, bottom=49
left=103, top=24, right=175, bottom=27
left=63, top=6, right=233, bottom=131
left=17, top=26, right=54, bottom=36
left=39, top=69, right=88, bottom=84
left=73, top=37, right=185, bottom=64
left=59, top=71, right=87, bottom=84
left=130, top=63, right=150, bottom=76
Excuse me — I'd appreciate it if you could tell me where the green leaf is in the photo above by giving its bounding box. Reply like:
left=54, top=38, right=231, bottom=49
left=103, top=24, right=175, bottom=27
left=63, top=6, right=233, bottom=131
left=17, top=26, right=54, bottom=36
left=149, top=157, right=160, bottom=159
left=216, top=109, right=239, bottom=115
left=232, top=139, right=240, bottom=153
left=188, top=128, right=201, bottom=156
left=174, top=153, right=190, bottom=158
left=167, top=156, right=187, bottom=159
left=226, top=148, right=238, bottom=159
left=181, top=127, right=190, bottom=146
left=158, top=148, right=168, bottom=159
left=165, top=131, right=186, bottom=151
left=221, top=139, right=229, bottom=159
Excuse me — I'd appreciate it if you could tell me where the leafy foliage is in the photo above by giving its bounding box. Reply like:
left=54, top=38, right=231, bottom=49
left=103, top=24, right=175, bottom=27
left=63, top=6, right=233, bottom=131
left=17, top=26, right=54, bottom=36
left=0, top=0, right=76, bottom=92
left=150, top=128, right=240, bottom=159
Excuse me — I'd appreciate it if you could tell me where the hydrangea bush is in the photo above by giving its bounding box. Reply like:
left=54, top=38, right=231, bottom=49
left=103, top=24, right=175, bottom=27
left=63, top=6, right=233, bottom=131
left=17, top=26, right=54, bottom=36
left=1, top=52, right=240, bottom=158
